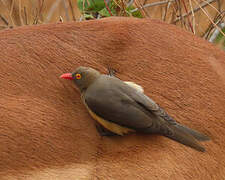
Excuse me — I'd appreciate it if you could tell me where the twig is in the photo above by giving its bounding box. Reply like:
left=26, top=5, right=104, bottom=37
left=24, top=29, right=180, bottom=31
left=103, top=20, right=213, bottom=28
left=181, top=0, right=194, bottom=33
left=202, top=0, right=221, bottom=15
left=192, top=0, right=225, bottom=38
left=0, top=25, right=8, bottom=29
left=170, top=2, right=178, bottom=23
left=62, top=0, right=70, bottom=21
left=217, top=0, right=221, bottom=12
left=143, top=0, right=148, bottom=5
left=33, top=0, right=44, bottom=24
left=9, top=0, right=15, bottom=26
left=87, top=0, right=91, bottom=6
left=45, top=0, right=61, bottom=22
left=176, top=0, right=184, bottom=28
left=0, top=14, right=9, bottom=26
left=38, top=0, right=45, bottom=22
left=162, top=1, right=170, bottom=21
left=59, top=16, right=63, bottom=22
left=203, top=11, right=225, bottom=39
left=130, top=0, right=175, bottom=13
left=112, top=0, right=121, bottom=15
left=120, top=0, right=126, bottom=16
left=173, top=0, right=216, bottom=23
left=79, top=15, right=84, bottom=21
left=82, top=0, right=85, bottom=12
left=209, top=22, right=225, bottom=42
left=134, top=0, right=150, bottom=17
left=68, top=0, right=76, bottom=21
left=127, top=0, right=134, bottom=7
left=10, top=0, right=15, bottom=15
left=189, top=0, right=196, bottom=34
left=24, top=6, right=28, bottom=25
left=104, top=0, right=113, bottom=16
left=18, top=0, right=24, bottom=25
left=33, top=8, right=39, bottom=24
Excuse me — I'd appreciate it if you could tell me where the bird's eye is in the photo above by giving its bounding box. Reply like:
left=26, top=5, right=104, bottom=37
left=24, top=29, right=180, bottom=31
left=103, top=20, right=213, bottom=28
left=75, top=73, right=82, bottom=79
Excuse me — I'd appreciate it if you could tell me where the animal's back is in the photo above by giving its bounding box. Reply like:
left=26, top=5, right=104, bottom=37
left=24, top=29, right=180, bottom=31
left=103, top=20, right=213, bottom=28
left=0, top=17, right=225, bottom=180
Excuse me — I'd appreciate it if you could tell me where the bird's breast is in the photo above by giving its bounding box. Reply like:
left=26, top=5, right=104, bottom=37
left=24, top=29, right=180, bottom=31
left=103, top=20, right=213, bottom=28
left=81, top=94, right=135, bottom=135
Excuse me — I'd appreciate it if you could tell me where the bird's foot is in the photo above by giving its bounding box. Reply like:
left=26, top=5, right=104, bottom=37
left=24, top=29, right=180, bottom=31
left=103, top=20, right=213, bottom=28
left=107, top=67, right=117, bottom=77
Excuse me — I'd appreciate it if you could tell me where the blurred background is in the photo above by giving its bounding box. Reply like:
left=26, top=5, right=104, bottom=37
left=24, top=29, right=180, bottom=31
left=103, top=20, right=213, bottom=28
left=0, top=0, right=224, bottom=50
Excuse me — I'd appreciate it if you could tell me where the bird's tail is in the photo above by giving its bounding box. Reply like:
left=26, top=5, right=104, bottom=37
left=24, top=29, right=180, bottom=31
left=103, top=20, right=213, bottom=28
left=163, top=124, right=208, bottom=152
left=174, top=124, right=210, bottom=141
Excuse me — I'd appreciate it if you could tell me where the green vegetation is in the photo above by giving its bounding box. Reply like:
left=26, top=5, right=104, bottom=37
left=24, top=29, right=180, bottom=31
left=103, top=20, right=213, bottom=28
left=215, top=27, right=225, bottom=43
left=77, top=0, right=143, bottom=19
left=214, top=27, right=225, bottom=50
left=77, top=0, right=106, bottom=13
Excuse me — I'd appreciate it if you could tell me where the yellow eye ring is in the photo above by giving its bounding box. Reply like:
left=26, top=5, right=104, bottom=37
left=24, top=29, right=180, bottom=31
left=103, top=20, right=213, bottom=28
left=75, top=73, right=82, bottom=79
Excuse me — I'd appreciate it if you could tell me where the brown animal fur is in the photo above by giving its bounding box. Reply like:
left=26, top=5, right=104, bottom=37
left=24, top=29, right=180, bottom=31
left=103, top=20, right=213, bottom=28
left=0, top=17, right=225, bottom=180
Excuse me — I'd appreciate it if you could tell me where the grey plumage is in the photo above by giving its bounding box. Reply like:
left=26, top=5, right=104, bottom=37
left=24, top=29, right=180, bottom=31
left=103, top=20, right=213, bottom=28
left=61, top=66, right=210, bottom=152
left=84, top=75, right=209, bottom=152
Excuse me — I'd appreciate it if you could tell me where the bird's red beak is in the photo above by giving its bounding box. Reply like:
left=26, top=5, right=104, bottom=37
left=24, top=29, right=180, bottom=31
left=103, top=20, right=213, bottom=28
left=60, top=73, right=73, bottom=80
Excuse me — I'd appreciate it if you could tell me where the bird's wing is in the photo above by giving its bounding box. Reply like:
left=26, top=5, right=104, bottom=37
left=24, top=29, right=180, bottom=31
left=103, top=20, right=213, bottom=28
left=84, top=75, right=209, bottom=150
left=84, top=75, right=167, bottom=130
left=126, top=88, right=176, bottom=125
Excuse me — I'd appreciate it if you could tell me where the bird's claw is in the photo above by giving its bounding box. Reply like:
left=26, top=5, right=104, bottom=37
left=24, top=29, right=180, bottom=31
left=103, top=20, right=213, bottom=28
left=107, top=67, right=117, bottom=77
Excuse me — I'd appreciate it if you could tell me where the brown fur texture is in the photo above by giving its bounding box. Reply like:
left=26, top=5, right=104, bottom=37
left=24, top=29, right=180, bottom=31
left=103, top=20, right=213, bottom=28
left=0, top=17, right=225, bottom=180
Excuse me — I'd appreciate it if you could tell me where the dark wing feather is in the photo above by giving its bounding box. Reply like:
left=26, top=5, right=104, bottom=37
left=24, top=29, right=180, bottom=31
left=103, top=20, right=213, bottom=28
left=84, top=75, right=209, bottom=151
left=84, top=75, right=160, bottom=130
left=120, top=80, right=209, bottom=140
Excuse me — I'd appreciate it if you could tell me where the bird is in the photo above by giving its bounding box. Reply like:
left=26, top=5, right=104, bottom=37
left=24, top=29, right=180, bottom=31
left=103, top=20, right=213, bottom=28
left=60, top=66, right=210, bottom=152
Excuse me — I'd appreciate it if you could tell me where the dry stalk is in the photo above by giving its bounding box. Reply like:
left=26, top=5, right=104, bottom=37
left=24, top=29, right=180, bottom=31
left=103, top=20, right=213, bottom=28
left=173, top=0, right=216, bottom=23
left=189, top=0, right=196, bottom=34
left=18, top=0, right=24, bottom=25
left=24, top=6, right=28, bottom=25
left=68, top=0, right=76, bottom=21
left=130, top=0, right=175, bottom=13
left=181, top=0, right=194, bottom=33
left=0, top=14, right=9, bottom=26
left=45, top=0, right=61, bottom=23
left=192, top=0, right=225, bottom=38
left=9, top=0, right=15, bottom=26
left=62, top=0, right=70, bottom=21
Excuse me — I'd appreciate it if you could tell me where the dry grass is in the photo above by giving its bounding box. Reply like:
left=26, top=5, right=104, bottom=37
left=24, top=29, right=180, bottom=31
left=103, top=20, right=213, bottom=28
left=0, top=0, right=224, bottom=48
left=0, top=0, right=81, bottom=27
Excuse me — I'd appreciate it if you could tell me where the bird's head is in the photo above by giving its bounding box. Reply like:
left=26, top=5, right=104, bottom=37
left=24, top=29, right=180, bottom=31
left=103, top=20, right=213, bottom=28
left=60, top=66, right=101, bottom=92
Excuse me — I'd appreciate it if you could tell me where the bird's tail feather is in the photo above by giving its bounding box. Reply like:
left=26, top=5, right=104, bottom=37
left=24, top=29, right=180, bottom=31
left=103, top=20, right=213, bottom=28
left=164, top=125, right=206, bottom=152
left=174, top=124, right=210, bottom=141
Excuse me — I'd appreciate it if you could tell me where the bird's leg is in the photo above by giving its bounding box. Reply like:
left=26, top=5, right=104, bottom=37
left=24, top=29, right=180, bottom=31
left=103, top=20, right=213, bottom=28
left=95, top=123, right=118, bottom=136
left=107, top=67, right=116, bottom=77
